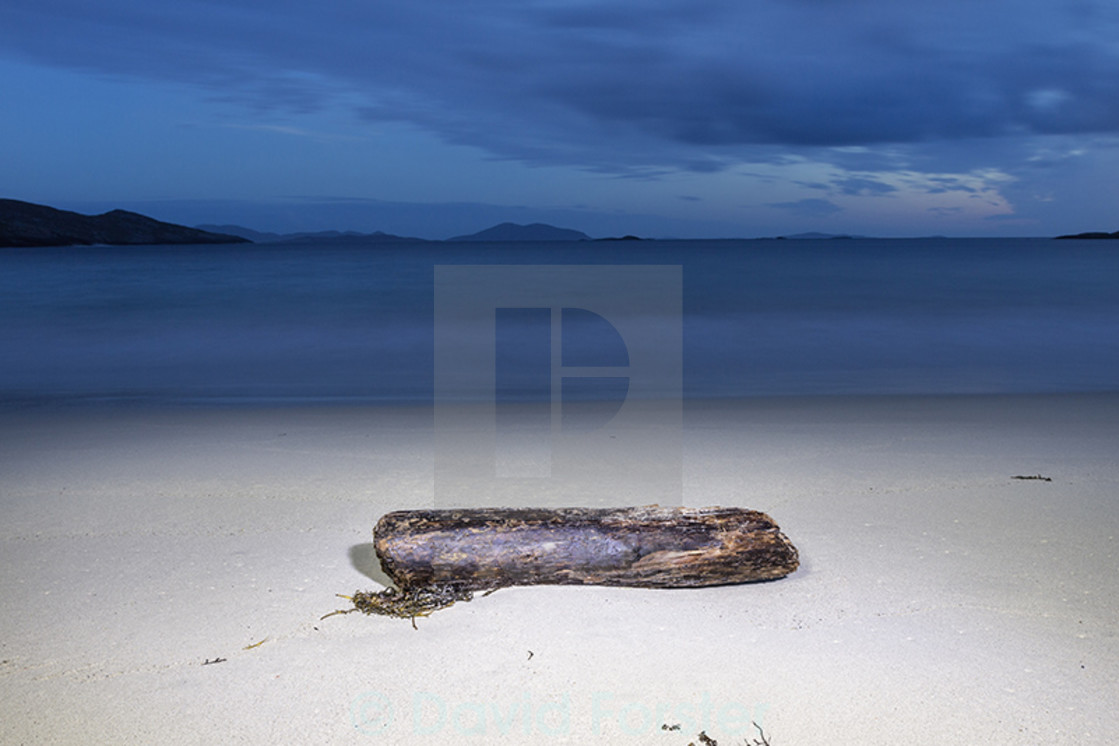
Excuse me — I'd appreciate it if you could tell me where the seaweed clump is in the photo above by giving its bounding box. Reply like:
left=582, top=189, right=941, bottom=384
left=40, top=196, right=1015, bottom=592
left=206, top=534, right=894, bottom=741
left=322, top=585, right=477, bottom=628
left=677, top=722, right=771, bottom=746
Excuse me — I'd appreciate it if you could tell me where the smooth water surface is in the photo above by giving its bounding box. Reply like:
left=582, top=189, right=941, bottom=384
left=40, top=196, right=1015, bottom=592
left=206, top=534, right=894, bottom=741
left=1, top=238, right=1117, bottom=403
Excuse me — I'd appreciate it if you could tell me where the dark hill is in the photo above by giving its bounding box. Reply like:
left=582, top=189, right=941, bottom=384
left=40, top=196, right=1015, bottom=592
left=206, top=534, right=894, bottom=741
left=1055, top=230, right=1119, bottom=239
left=448, top=222, right=591, bottom=242
left=0, top=199, right=250, bottom=248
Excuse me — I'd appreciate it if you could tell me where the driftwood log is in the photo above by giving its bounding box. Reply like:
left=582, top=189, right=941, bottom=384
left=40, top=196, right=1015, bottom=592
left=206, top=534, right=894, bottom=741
left=329, top=505, right=799, bottom=623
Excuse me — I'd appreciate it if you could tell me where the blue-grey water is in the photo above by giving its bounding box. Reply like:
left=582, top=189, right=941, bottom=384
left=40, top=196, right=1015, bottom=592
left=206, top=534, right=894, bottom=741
left=1, top=238, right=1117, bottom=404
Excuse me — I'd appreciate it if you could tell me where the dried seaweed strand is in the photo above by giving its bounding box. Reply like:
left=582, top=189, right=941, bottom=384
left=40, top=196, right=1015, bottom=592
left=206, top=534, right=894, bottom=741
left=321, top=585, right=478, bottom=628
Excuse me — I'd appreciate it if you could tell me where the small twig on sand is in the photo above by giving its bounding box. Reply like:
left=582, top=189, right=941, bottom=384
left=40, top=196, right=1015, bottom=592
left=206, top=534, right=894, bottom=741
left=687, top=721, right=771, bottom=746
left=750, top=720, right=772, bottom=746
left=1012, top=473, right=1052, bottom=482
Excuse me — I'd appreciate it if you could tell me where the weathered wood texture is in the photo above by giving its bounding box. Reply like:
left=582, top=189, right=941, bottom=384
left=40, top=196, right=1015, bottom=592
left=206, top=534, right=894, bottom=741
left=374, top=505, right=799, bottom=591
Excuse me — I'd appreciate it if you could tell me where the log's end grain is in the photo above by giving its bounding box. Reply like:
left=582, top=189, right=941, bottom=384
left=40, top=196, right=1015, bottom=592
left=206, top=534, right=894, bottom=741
left=373, top=505, right=799, bottom=592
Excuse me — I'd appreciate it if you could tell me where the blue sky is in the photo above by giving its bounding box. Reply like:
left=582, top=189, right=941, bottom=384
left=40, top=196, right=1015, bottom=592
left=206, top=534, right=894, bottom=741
left=2, top=0, right=1118, bottom=239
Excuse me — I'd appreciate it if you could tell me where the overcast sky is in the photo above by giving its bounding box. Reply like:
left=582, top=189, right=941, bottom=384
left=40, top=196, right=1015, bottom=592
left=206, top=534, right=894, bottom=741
left=3, top=1, right=1118, bottom=238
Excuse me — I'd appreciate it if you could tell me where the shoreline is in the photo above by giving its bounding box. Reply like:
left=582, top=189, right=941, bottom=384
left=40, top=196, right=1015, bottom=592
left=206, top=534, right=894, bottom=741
left=2, top=392, right=1117, bottom=744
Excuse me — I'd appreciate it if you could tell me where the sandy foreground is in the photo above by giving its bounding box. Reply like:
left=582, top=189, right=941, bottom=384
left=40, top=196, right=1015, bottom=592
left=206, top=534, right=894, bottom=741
left=1, top=394, right=1117, bottom=745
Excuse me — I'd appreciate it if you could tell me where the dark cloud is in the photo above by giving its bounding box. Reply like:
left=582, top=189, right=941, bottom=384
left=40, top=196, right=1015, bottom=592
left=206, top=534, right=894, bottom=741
left=3, top=0, right=1119, bottom=173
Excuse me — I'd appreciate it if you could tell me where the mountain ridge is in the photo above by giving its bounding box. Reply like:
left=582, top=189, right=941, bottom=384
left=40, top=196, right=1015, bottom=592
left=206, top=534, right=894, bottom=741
left=0, top=199, right=249, bottom=248
left=448, top=222, right=591, bottom=242
left=1055, top=230, right=1119, bottom=239
left=196, top=225, right=429, bottom=244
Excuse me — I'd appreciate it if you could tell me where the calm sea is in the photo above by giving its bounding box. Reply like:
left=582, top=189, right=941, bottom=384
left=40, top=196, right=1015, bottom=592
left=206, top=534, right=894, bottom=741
left=1, top=238, right=1117, bottom=405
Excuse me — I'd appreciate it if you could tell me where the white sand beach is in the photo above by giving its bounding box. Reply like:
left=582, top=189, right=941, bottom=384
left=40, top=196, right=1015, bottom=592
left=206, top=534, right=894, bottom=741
left=2, top=394, right=1117, bottom=744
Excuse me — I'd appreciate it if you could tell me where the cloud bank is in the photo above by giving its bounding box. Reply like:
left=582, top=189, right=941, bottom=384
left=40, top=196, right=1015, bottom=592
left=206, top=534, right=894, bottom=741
left=4, top=0, right=1119, bottom=175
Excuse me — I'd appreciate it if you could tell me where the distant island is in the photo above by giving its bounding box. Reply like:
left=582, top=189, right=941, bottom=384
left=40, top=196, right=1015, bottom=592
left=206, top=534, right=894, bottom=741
left=2, top=201, right=646, bottom=247
left=1055, top=230, right=1119, bottom=240
left=201, top=221, right=595, bottom=244
left=448, top=222, right=591, bottom=242
left=11, top=198, right=1116, bottom=248
left=0, top=199, right=249, bottom=248
left=775, top=232, right=866, bottom=240
left=196, top=225, right=428, bottom=244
